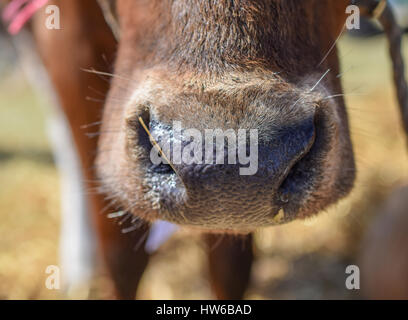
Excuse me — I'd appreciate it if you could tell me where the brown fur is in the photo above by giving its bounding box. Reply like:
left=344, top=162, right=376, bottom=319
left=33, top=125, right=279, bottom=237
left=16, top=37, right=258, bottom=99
left=31, top=0, right=149, bottom=299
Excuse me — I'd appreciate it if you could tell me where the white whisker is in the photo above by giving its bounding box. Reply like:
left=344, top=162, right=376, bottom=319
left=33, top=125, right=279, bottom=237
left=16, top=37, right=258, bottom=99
left=81, top=68, right=132, bottom=82
left=107, top=211, right=126, bottom=219
left=310, top=69, right=331, bottom=92
left=318, top=23, right=346, bottom=67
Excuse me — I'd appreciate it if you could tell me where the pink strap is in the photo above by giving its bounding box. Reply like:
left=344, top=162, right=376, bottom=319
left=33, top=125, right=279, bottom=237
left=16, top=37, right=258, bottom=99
left=2, top=0, right=50, bottom=35
left=2, top=0, right=29, bottom=22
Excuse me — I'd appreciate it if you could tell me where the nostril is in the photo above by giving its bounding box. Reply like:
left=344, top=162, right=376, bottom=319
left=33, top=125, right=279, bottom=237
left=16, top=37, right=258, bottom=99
left=270, top=114, right=316, bottom=175
left=150, top=163, right=174, bottom=174
left=135, top=109, right=153, bottom=152
left=279, top=117, right=316, bottom=156
left=276, top=110, right=321, bottom=203
left=137, top=114, right=180, bottom=177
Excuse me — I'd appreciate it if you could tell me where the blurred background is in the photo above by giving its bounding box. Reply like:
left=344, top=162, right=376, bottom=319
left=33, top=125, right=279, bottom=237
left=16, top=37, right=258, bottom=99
left=1, top=4, right=408, bottom=300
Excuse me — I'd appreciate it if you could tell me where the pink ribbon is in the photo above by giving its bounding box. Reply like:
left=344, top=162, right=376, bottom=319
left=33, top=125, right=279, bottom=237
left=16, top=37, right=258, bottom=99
left=2, top=0, right=50, bottom=35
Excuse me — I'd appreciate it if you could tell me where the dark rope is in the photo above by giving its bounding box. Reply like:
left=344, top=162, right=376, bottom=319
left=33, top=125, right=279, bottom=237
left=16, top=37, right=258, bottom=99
left=378, top=6, right=408, bottom=141
left=355, top=0, right=408, bottom=143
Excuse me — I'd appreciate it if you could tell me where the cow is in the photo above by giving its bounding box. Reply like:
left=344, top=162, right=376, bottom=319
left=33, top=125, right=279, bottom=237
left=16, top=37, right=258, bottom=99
left=3, top=0, right=407, bottom=299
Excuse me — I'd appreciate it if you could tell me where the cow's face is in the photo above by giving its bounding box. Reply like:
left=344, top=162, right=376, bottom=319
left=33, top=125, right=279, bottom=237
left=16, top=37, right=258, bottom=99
left=96, top=0, right=355, bottom=232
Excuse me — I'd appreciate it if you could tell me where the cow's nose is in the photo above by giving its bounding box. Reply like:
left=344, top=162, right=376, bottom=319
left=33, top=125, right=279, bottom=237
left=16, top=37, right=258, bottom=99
left=148, top=113, right=316, bottom=206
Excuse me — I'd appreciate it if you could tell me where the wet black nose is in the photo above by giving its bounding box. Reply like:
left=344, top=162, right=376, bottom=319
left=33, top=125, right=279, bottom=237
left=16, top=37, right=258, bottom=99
left=148, top=115, right=315, bottom=206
